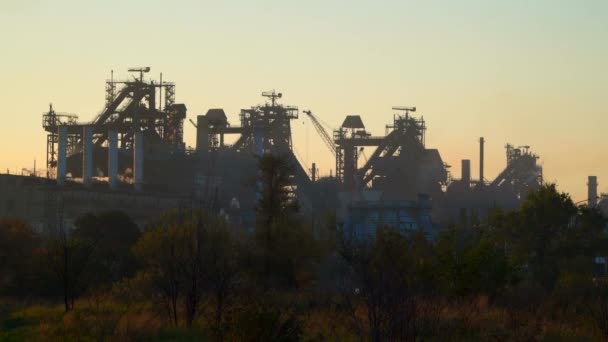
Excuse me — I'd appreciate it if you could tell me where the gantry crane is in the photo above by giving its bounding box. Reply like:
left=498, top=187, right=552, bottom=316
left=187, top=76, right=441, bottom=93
left=303, top=110, right=336, bottom=156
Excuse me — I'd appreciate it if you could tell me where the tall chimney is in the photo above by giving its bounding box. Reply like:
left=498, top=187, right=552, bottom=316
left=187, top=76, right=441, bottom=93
left=134, top=131, right=144, bottom=191
left=479, top=137, right=485, bottom=186
left=57, top=126, right=68, bottom=185
left=589, top=176, right=598, bottom=208
left=82, top=126, right=93, bottom=187
left=108, top=130, right=118, bottom=190
left=461, top=159, right=471, bottom=186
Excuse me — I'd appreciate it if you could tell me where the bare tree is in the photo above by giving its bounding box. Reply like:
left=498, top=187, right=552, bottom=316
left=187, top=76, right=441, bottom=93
left=338, top=226, right=419, bottom=341
left=46, top=222, right=98, bottom=312
left=135, top=209, right=240, bottom=331
left=204, top=220, right=239, bottom=341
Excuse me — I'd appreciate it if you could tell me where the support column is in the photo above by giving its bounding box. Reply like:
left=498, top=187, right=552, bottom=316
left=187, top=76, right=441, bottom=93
left=57, top=126, right=67, bottom=185
left=254, top=121, right=264, bottom=203
left=82, top=126, right=93, bottom=188
left=134, top=131, right=144, bottom=191
left=343, top=146, right=356, bottom=191
left=108, top=130, right=118, bottom=190
left=254, top=121, right=264, bottom=157
left=196, top=115, right=209, bottom=155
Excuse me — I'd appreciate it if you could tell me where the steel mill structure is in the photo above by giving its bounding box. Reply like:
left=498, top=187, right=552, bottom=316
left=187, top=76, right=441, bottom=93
left=2, top=68, right=547, bottom=236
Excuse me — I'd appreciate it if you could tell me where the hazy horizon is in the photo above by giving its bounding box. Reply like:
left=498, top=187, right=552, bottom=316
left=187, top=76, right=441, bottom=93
left=1, top=0, right=607, bottom=201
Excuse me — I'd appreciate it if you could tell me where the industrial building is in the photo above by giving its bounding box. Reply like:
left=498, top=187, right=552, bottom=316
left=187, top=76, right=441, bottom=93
left=1, top=68, right=546, bottom=236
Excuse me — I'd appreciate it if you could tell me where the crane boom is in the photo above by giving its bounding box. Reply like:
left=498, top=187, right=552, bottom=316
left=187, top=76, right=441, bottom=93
left=303, top=110, right=336, bottom=156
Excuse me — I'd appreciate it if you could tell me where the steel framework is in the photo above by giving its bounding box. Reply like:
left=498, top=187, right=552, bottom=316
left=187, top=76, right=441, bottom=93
left=42, top=68, right=187, bottom=180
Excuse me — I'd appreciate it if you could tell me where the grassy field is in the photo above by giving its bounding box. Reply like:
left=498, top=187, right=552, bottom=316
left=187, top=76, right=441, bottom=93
left=1, top=295, right=603, bottom=341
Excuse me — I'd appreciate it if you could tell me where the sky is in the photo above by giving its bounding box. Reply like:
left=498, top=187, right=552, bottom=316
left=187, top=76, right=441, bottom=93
left=0, top=0, right=606, bottom=201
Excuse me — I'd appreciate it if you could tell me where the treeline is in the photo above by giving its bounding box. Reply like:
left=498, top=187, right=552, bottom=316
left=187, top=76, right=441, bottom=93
left=2, top=156, right=608, bottom=340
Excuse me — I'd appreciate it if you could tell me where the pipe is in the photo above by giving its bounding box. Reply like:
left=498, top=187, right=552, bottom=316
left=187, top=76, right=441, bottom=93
left=108, top=130, right=118, bottom=190
left=82, top=126, right=93, bottom=187
left=134, top=130, right=144, bottom=191
left=57, top=126, right=68, bottom=185
left=479, top=137, right=485, bottom=185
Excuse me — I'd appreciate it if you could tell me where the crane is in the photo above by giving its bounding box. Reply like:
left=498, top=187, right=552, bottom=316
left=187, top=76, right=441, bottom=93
left=303, top=110, right=336, bottom=156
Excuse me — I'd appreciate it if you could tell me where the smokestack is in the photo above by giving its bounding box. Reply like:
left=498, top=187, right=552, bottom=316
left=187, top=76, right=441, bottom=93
left=589, top=176, right=598, bottom=208
left=57, top=126, right=68, bottom=185
left=479, top=137, right=485, bottom=186
left=134, top=131, right=144, bottom=191
left=82, top=126, right=93, bottom=187
left=461, top=159, right=471, bottom=186
left=108, top=130, right=118, bottom=190
left=311, top=162, right=317, bottom=182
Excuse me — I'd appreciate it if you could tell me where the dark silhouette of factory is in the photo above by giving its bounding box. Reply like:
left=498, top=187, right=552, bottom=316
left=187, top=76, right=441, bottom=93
left=0, top=68, right=546, bottom=237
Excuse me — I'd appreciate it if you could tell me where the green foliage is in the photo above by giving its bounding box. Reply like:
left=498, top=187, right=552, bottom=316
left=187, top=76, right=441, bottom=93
left=339, top=226, right=427, bottom=341
left=46, top=227, right=101, bottom=311
left=133, top=210, right=241, bottom=328
left=251, top=154, right=321, bottom=290
left=0, top=219, right=43, bottom=298
left=487, top=184, right=607, bottom=292
left=518, top=184, right=577, bottom=290
left=435, top=228, right=515, bottom=299
left=230, top=304, right=302, bottom=342
left=255, top=154, right=298, bottom=234
left=72, top=211, right=141, bottom=290
left=3, top=182, right=608, bottom=339
left=258, top=215, right=320, bottom=289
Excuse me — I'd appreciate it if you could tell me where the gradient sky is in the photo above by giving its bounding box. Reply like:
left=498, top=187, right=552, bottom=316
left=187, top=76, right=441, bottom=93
left=1, top=0, right=606, bottom=201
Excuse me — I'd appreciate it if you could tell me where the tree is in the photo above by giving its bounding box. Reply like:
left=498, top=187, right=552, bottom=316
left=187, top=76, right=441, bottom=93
left=518, top=184, right=577, bottom=290
left=339, top=226, right=421, bottom=341
left=254, top=154, right=312, bottom=289
left=133, top=214, right=190, bottom=326
left=566, top=205, right=608, bottom=258
left=0, top=219, right=40, bottom=297
left=46, top=225, right=97, bottom=312
left=202, top=218, right=240, bottom=340
left=133, top=209, right=241, bottom=330
left=255, top=154, right=297, bottom=245
left=72, top=211, right=140, bottom=288
left=434, top=228, right=514, bottom=300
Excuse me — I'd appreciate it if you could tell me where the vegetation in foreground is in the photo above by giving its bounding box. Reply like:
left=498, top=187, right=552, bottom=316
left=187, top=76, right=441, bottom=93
left=2, top=155, right=608, bottom=341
